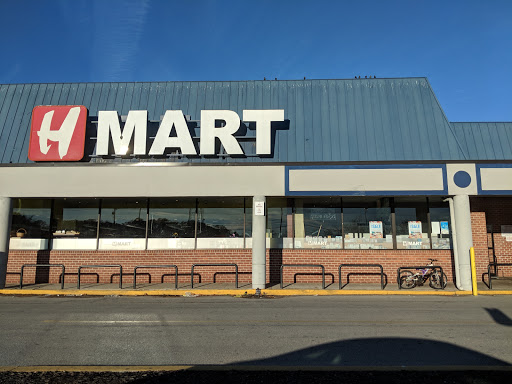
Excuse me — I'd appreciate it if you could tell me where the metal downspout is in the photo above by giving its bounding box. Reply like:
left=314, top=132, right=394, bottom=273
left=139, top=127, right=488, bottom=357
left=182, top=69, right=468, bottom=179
left=444, top=197, right=463, bottom=290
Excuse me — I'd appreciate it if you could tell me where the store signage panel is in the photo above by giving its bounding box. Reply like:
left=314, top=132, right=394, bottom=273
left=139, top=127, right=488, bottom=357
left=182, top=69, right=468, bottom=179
left=28, top=105, right=87, bottom=161
left=96, top=109, right=284, bottom=156
left=286, top=165, right=448, bottom=196
left=28, top=106, right=285, bottom=161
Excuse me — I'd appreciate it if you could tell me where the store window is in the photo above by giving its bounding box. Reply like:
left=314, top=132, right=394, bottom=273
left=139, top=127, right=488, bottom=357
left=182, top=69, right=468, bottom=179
left=266, top=198, right=293, bottom=248
left=294, top=198, right=342, bottom=249
left=196, top=198, right=245, bottom=249
left=343, top=197, right=393, bottom=249
left=10, top=199, right=51, bottom=250
left=429, top=198, right=452, bottom=249
left=147, top=198, right=195, bottom=249
left=395, top=197, right=431, bottom=250
left=99, top=199, right=147, bottom=250
left=244, top=197, right=253, bottom=249
left=52, top=199, right=99, bottom=250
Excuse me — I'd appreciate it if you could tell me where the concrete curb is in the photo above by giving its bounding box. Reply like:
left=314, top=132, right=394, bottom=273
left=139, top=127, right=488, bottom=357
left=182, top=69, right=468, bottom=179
left=2, top=288, right=510, bottom=296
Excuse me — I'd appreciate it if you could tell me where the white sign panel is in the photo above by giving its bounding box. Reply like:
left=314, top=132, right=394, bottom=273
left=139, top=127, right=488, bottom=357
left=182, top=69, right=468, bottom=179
left=408, top=221, right=422, bottom=238
left=255, top=202, right=265, bottom=216
left=369, top=221, right=383, bottom=238
left=431, top=221, right=440, bottom=234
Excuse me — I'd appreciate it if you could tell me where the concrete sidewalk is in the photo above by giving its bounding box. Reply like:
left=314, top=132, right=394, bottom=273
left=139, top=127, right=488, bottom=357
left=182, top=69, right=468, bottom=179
left=1, top=279, right=511, bottom=296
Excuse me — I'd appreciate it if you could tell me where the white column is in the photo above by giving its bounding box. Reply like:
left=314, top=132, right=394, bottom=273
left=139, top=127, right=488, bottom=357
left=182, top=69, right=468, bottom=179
left=252, top=196, right=266, bottom=289
left=453, top=194, right=473, bottom=291
left=0, top=198, right=12, bottom=289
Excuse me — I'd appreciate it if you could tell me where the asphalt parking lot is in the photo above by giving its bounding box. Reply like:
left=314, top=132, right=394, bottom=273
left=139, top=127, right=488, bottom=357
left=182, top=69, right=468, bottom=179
left=1, top=294, right=511, bottom=383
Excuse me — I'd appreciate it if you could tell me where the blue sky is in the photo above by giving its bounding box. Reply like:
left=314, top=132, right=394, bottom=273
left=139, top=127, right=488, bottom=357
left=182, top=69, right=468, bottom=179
left=0, top=0, right=511, bottom=122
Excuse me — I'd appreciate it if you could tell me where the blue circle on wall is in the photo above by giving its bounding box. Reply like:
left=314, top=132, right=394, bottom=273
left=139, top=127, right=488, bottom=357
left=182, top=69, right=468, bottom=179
left=453, top=171, right=472, bottom=188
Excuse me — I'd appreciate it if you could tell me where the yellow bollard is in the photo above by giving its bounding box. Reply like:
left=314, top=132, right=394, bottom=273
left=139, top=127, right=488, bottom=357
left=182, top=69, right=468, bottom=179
left=470, top=247, right=478, bottom=296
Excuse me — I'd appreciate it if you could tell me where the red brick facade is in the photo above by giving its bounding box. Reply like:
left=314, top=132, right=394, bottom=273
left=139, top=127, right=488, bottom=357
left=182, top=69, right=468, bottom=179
left=5, top=197, right=511, bottom=288
left=6, top=248, right=453, bottom=287
left=470, top=197, right=512, bottom=278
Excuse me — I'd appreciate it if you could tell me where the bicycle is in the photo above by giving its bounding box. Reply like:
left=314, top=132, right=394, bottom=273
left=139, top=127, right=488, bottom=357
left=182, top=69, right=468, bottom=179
left=399, top=259, right=447, bottom=289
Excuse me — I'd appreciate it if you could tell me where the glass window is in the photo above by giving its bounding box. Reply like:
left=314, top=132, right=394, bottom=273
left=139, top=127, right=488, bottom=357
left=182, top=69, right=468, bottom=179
left=147, top=198, right=195, bottom=250
left=197, top=198, right=245, bottom=248
left=52, top=199, right=99, bottom=238
left=148, top=198, right=195, bottom=238
left=294, top=197, right=342, bottom=249
left=10, top=199, right=51, bottom=250
left=51, top=199, right=99, bottom=250
left=244, top=197, right=252, bottom=249
left=11, top=199, right=51, bottom=239
left=99, top=199, right=147, bottom=238
left=429, top=197, right=452, bottom=249
left=343, top=197, right=393, bottom=249
left=395, top=197, right=431, bottom=249
left=267, top=198, right=293, bottom=249
left=244, top=197, right=252, bottom=238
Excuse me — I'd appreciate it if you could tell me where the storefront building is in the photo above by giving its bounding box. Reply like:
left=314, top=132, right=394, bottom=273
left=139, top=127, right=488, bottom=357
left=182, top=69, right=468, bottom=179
left=0, top=77, right=511, bottom=289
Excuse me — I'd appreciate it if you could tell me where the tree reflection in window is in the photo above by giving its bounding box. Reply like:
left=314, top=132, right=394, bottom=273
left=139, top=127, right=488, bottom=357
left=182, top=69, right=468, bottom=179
left=100, top=199, right=147, bottom=238
left=52, top=199, right=99, bottom=238
left=148, top=198, right=195, bottom=238
left=197, top=198, right=244, bottom=238
left=11, top=199, right=51, bottom=238
left=343, top=197, right=393, bottom=250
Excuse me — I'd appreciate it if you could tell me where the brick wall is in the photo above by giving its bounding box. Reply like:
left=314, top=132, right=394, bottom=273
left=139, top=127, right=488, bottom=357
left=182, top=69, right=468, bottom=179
left=6, top=249, right=453, bottom=287
left=7, top=197, right=512, bottom=288
left=471, top=197, right=512, bottom=278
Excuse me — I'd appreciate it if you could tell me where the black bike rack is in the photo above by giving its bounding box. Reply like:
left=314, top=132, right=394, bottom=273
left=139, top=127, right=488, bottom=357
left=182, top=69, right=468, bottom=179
left=20, top=264, right=65, bottom=289
left=487, top=263, right=512, bottom=289
left=134, top=265, right=178, bottom=289
left=191, top=264, right=238, bottom=288
left=338, top=264, right=384, bottom=290
left=78, top=265, right=123, bottom=289
left=397, top=265, right=445, bottom=290
left=280, top=264, right=325, bottom=289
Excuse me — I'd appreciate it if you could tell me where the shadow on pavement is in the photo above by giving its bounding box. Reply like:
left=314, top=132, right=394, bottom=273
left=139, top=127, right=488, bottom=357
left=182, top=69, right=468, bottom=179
left=233, top=337, right=510, bottom=367
left=1, top=337, right=510, bottom=383
left=485, top=308, right=512, bottom=327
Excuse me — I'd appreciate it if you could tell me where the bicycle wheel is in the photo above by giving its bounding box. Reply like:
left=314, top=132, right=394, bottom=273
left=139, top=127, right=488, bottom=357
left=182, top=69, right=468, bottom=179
left=399, top=270, right=416, bottom=289
left=429, top=271, right=448, bottom=289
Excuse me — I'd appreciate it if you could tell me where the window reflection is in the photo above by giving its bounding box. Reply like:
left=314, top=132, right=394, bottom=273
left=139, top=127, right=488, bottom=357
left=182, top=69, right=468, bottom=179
left=343, top=197, right=393, bottom=249
left=294, top=198, right=342, bottom=249
left=8, top=196, right=452, bottom=250
left=100, top=199, right=147, bottom=238
left=429, top=198, right=452, bottom=249
left=267, top=198, right=293, bottom=249
left=148, top=198, right=195, bottom=238
left=395, top=197, right=430, bottom=250
left=52, top=199, right=98, bottom=238
left=197, top=198, right=245, bottom=249
left=197, top=198, right=244, bottom=238
left=11, top=199, right=51, bottom=239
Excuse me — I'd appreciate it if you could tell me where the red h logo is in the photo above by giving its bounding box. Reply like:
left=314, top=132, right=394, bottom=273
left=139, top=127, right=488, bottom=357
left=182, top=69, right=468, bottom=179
left=28, top=105, right=87, bottom=161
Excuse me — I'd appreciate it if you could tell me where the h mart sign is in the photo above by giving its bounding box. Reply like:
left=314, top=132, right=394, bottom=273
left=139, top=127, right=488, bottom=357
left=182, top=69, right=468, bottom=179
left=29, top=105, right=88, bottom=161
left=29, top=106, right=285, bottom=161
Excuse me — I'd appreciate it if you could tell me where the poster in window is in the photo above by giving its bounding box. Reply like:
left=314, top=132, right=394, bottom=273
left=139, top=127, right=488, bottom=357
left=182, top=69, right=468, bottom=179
left=440, top=221, right=449, bottom=235
left=369, top=221, right=383, bottom=238
left=408, top=221, right=422, bottom=238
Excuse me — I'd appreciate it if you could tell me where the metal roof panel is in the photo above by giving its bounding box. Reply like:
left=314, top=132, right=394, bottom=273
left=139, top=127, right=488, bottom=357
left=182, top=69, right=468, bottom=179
left=1, top=78, right=507, bottom=164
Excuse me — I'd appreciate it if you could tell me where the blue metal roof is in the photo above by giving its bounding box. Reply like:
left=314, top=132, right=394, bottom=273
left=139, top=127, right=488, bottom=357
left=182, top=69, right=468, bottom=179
left=0, top=78, right=505, bottom=164
left=451, top=122, right=512, bottom=161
